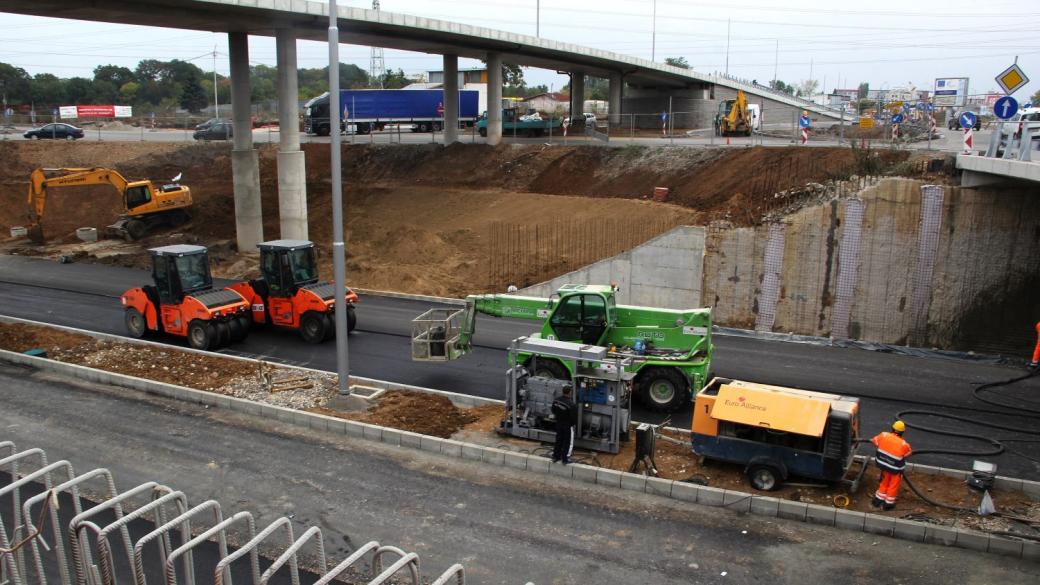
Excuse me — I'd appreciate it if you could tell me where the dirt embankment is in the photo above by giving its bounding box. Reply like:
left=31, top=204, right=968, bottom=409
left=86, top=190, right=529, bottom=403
left=0, top=141, right=910, bottom=296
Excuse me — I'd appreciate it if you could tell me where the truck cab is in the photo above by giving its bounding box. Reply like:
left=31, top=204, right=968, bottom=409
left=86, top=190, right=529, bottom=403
left=229, top=240, right=358, bottom=343
left=121, top=245, right=251, bottom=350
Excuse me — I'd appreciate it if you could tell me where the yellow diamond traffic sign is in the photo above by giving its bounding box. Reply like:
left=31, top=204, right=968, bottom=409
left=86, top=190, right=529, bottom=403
left=996, top=63, right=1029, bottom=95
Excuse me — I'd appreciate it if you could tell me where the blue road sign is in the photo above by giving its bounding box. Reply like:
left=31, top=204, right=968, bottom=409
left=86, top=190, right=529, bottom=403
left=994, top=95, right=1019, bottom=120
left=903, top=103, right=911, bottom=112
left=1025, top=103, right=1033, bottom=109
left=959, top=111, right=977, bottom=129
left=925, top=103, right=934, bottom=112
left=799, top=115, right=811, bottom=128
left=915, top=102, right=926, bottom=110
left=891, top=113, right=904, bottom=124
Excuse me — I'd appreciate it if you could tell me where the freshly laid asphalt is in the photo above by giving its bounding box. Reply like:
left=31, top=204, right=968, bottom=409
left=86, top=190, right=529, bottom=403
left=2, top=365, right=1036, bottom=585
left=0, top=255, right=1037, bottom=479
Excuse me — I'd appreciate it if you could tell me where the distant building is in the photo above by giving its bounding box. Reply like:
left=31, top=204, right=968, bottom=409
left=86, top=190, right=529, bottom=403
left=522, top=92, right=570, bottom=114
left=428, top=68, right=488, bottom=85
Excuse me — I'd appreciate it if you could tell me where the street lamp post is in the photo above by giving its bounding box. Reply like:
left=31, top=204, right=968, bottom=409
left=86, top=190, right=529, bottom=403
left=327, top=0, right=351, bottom=395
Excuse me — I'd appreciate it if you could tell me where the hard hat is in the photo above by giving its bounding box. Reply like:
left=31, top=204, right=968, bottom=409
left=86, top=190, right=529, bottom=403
left=892, top=420, right=906, bottom=433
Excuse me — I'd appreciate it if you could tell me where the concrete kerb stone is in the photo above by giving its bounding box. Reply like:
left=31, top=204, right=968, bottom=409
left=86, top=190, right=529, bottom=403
left=777, top=499, right=808, bottom=521
left=3, top=344, right=1038, bottom=559
left=549, top=461, right=574, bottom=479
left=749, top=496, right=780, bottom=518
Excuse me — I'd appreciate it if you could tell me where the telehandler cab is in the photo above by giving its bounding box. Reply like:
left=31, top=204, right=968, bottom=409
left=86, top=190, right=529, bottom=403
left=121, top=245, right=251, bottom=350
left=228, top=240, right=358, bottom=343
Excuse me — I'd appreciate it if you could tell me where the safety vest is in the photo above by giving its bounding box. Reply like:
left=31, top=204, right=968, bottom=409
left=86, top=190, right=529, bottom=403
left=872, top=431, right=912, bottom=473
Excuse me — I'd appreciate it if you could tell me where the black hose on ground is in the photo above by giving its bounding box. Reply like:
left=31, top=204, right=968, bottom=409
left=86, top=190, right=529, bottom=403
left=884, top=367, right=1040, bottom=515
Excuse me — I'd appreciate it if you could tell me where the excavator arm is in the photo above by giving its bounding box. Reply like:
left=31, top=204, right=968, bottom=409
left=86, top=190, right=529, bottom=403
left=26, top=167, right=131, bottom=242
left=723, top=90, right=751, bottom=134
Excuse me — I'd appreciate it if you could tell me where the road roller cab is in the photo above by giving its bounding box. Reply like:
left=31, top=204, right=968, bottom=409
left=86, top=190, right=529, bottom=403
left=227, top=240, right=358, bottom=343
left=121, top=244, right=251, bottom=350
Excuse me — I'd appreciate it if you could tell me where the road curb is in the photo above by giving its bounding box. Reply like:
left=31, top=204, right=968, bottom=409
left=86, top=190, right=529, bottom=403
left=1, top=346, right=1037, bottom=559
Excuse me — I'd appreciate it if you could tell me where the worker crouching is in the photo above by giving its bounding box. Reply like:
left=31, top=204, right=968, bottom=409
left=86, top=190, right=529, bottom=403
left=871, top=420, right=912, bottom=511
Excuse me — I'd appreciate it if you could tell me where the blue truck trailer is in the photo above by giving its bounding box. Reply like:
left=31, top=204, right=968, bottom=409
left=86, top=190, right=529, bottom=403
left=303, top=89, right=480, bottom=135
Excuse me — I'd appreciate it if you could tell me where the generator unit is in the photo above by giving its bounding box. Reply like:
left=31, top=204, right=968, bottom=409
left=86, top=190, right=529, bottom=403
left=500, top=337, right=635, bottom=453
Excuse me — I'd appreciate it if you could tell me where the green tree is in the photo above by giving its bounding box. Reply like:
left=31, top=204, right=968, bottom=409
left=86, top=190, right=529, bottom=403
left=180, top=74, right=209, bottom=112
left=64, top=77, right=97, bottom=104
left=0, top=62, right=31, bottom=104
left=381, top=68, right=410, bottom=89
left=119, top=81, right=140, bottom=104
left=94, top=65, right=135, bottom=89
left=30, top=73, right=64, bottom=105
left=1031, top=88, right=1040, bottom=106
left=857, top=82, right=870, bottom=100
left=665, top=56, right=690, bottom=69
left=769, top=79, right=795, bottom=95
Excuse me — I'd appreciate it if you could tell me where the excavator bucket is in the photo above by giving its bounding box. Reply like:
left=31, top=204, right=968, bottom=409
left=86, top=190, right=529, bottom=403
left=27, top=224, right=45, bottom=244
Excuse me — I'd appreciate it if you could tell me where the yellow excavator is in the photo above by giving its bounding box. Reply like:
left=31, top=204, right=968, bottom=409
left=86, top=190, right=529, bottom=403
left=26, top=167, right=193, bottom=243
left=715, top=90, right=753, bottom=137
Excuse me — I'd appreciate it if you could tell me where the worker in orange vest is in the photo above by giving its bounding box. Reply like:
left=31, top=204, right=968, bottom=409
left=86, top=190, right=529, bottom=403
left=871, top=420, right=912, bottom=511
left=1031, top=321, right=1040, bottom=368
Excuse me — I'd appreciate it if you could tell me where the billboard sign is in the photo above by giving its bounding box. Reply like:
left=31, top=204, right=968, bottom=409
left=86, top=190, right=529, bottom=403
left=59, top=105, right=133, bottom=119
left=933, top=77, right=969, bottom=107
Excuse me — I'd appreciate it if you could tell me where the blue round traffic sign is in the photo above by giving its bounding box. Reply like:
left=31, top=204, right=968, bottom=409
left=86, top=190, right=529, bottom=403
left=891, top=113, right=904, bottom=124
left=799, top=115, right=811, bottom=128
left=925, top=103, right=934, bottom=112
left=959, top=111, right=977, bottom=129
left=994, top=96, right=1019, bottom=120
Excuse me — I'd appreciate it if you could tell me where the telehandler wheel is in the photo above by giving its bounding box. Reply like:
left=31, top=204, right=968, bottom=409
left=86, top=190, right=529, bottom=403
left=527, top=358, right=568, bottom=380
left=213, top=321, right=231, bottom=348
left=636, top=367, right=688, bottom=413
left=187, top=320, right=214, bottom=351
left=300, top=311, right=328, bottom=344
left=347, top=305, right=357, bottom=333
left=125, top=308, right=147, bottom=338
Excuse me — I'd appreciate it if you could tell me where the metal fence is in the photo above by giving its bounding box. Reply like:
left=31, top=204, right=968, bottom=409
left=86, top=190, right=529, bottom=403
left=487, top=217, right=676, bottom=290
left=0, top=440, right=465, bottom=585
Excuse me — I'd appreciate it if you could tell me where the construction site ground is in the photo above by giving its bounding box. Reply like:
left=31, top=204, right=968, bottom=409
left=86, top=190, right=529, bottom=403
left=2, top=320, right=1035, bottom=540
left=0, top=141, right=921, bottom=296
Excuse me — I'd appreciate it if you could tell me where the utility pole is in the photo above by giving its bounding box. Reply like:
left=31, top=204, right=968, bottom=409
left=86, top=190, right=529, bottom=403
left=809, top=58, right=814, bottom=93
left=725, top=19, right=731, bottom=75
left=213, top=46, right=219, bottom=117
left=536, top=0, right=540, bottom=37
left=773, top=40, right=778, bottom=86
left=327, top=0, right=351, bottom=395
left=651, top=0, right=656, bottom=62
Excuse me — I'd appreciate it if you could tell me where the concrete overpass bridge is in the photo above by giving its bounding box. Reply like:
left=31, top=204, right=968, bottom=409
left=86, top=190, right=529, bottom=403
left=3, top=0, right=846, bottom=250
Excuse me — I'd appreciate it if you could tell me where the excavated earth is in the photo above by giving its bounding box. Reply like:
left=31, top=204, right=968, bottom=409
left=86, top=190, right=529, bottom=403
left=0, top=141, right=915, bottom=297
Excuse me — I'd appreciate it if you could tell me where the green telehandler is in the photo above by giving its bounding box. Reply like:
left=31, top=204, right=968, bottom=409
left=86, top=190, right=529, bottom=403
left=411, top=284, right=714, bottom=412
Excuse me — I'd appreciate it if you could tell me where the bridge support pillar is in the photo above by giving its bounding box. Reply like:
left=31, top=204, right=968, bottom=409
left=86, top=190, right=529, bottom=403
left=276, top=28, right=307, bottom=241
left=486, top=52, right=502, bottom=145
left=570, top=71, right=584, bottom=119
left=442, top=54, right=459, bottom=144
left=609, top=73, right=622, bottom=126
left=229, top=31, right=263, bottom=251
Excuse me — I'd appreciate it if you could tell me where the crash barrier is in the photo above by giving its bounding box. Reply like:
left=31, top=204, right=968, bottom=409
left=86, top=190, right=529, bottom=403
left=0, top=441, right=465, bottom=585
left=0, top=315, right=1037, bottom=560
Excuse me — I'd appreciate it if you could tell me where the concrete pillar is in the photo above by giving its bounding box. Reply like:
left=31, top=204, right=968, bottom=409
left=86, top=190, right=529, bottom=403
left=486, top=52, right=502, bottom=145
left=570, top=71, right=584, bottom=118
left=609, top=73, right=622, bottom=126
left=442, top=54, right=459, bottom=144
left=276, top=28, right=307, bottom=241
left=228, top=31, right=263, bottom=251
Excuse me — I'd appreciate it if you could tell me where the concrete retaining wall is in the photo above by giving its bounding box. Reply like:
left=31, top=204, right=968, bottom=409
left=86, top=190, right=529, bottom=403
left=520, top=226, right=706, bottom=310
left=2, top=344, right=1036, bottom=560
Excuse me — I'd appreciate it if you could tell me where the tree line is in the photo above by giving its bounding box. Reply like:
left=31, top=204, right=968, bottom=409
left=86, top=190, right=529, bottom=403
left=0, top=59, right=432, bottom=114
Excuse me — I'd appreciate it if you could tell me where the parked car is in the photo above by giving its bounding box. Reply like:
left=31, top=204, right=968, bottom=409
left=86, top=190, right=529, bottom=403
left=24, top=123, right=85, bottom=140
left=193, top=122, right=233, bottom=140
left=195, top=117, right=230, bottom=131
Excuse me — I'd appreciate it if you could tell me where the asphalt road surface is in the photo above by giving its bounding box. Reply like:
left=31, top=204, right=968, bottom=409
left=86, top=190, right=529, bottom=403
left=0, top=255, right=1037, bottom=480
left=1, top=124, right=994, bottom=153
left=2, top=366, right=1035, bottom=585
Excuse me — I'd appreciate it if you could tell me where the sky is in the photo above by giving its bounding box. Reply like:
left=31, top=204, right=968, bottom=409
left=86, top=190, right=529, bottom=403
left=2, top=0, right=1038, bottom=100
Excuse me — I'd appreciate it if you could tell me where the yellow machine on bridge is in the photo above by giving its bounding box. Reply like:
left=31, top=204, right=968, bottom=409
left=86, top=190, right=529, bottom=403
left=26, top=167, right=193, bottom=243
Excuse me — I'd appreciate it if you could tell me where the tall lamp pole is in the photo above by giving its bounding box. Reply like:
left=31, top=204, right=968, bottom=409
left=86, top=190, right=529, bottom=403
left=328, top=0, right=351, bottom=395
left=651, top=0, right=656, bottom=62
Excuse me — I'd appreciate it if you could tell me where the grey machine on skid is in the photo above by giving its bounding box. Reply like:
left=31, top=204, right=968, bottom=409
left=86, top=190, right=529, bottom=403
left=500, top=336, right=636, bottom=454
